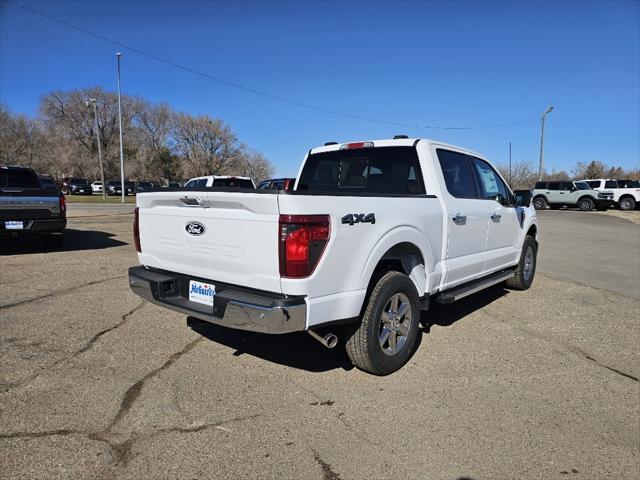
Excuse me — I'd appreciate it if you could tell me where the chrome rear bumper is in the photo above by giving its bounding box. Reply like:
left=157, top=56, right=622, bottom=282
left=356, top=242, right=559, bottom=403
left=128, top=266, right=306, bottom=334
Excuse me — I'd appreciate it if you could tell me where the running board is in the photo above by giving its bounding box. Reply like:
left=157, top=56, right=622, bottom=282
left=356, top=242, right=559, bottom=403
left=435, top=270, right=514, bottom=304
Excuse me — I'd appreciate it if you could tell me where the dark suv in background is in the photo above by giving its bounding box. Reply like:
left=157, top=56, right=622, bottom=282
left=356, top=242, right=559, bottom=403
left=106, top=180, right=135, bottom=196
left=67, top=178, right=92, bottom=195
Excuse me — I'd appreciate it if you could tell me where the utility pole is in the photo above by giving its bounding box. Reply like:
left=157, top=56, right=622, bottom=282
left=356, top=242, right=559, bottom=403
left=86, top=98, right=106, bottom=200
left=116, top=52, right=125, bottom=203
left=509, top=141, right=512, bottom=187
left=538, top=106, right=554, bottom=180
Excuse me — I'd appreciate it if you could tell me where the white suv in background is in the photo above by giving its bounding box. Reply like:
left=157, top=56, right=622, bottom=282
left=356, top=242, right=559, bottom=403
left=580, top=178, right=640, bottom=210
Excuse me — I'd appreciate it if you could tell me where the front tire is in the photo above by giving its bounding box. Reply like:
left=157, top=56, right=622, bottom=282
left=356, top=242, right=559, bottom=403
left=578, top=197, right=594, bottom=211
left=506, top=235, right=537, bottom=290
left=533, top=196, right=547, bottom=210
left=345, top=271, right=420, bottom=375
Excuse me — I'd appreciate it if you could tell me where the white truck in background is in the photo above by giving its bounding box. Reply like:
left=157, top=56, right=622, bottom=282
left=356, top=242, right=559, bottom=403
left=129, top=137, right=538, bottom=375
left=581, top=178, right=640, bottom=210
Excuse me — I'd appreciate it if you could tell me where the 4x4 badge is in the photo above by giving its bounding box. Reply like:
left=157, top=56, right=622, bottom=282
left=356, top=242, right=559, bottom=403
left=341, top=213, right=376, bottom=226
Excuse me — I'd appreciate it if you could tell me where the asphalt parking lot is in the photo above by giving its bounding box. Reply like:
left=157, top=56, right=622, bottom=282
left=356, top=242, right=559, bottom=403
left=1, top=205, right=638, bottom=480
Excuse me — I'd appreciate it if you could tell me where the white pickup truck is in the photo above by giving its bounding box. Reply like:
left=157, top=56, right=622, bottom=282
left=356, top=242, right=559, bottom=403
left=129, top=138, right=538, bottom=374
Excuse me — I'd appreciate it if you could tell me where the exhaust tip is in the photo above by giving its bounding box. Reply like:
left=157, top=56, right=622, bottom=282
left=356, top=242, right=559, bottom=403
left=308, top=330, right=339, bottom=349
left=324, top=333, right=338, bottom=349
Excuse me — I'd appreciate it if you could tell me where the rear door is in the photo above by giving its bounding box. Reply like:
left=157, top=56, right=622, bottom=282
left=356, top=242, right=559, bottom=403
left=469, top=157, right=520, bottom=272
left=546, top=182, right=562, bottom=203
left=435, top=149, right=491, bottom=287
left=136, top=190, right=282, bottom=293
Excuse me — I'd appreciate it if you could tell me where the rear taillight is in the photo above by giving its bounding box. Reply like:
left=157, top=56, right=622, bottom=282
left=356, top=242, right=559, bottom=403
left=133, top=207, right=141, bottom=253
left=59, top=194, right=66, bottom=216
left=279, top=215, right=330, bottom=278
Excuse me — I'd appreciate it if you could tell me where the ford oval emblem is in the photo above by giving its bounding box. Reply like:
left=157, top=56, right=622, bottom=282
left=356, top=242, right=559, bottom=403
left=186, top=222, right=206, bottom=236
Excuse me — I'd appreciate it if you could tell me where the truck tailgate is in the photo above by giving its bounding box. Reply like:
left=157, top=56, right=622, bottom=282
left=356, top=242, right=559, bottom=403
left=136, top=191, right=282, bottom=293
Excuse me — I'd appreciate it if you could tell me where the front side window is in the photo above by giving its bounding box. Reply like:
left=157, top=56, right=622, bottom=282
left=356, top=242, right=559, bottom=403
left=574, top=182, right=590, bottom=190
left=436, top=149, right=478, bottom=199
left=587, top=181, right=600, bottom=189
left=470, top=157, right=508, bottom=201
left=297, top=146, right=425, bottom=195
left=548, top=182, right=561, bottom=191
left=560, top=182, right=574, bottom=191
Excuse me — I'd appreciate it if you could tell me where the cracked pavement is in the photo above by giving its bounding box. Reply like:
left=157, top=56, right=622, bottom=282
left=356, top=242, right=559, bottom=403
left=1, top=204, right=638, bottom=479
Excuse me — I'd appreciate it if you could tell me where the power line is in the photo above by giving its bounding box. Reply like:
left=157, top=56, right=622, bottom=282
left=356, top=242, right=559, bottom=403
left=9, top=0, right=537, bottom=131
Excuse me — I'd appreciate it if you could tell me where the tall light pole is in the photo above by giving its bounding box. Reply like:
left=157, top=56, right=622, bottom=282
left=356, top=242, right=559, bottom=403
left=86, top=98, right=106, bottom=200
left=116, top=52, right=125, bottom=203
left=538, top=105, right=554, bottom=180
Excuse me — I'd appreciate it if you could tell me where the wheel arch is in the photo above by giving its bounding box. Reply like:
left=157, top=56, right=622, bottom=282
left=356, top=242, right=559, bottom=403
left=360, top=227, right=434, bottom=300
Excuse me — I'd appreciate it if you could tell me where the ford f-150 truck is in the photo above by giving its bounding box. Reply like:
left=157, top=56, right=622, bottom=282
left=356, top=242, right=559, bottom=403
left=129, top=138, right=538, bottom=374
left=1, top=166, right=66, bottom=248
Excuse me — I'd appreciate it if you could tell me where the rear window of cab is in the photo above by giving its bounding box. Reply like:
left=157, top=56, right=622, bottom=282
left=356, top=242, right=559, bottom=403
left=297, top=146, right=425, bottom=195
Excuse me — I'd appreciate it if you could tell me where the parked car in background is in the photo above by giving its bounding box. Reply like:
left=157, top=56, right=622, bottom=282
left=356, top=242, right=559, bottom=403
left=580, top=178, right=640, bottom=211
left=67, top=178, right=92, bottom=195
left=183, top=175, right=255, bottom=189
left=124, top=181, right=135, bottom=195
left=257, top=178, right=295, bottom=190
left=106, top=180, right=122, bottom=196
left=1, top=166, right=66, bottom=248
left=135, top=181, right=155, bottom=193
left=38, top=176, right=59, bottom=191
left=129, top=137, right=538, bottom=375
left=532, top=181, right=613, bottom=211
left=91, top=181, right=103, bottom=194
left=106, top=180, right=135, bottom=195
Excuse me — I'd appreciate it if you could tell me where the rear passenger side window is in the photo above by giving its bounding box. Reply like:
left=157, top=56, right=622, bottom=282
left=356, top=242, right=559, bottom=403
left=548, top=182, right=561, bottom=190
left=436, top=149, right=478, bottom=199
left=605, top=180, right=618, bottom=188
left=534, top=181, right=547, bottom=189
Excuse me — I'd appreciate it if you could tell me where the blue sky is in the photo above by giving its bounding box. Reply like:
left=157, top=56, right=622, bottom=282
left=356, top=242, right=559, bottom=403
left=1, top=0, right=638, bottom=177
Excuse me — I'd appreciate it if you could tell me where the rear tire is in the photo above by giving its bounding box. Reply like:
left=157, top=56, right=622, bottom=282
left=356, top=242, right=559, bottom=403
left=533, top=196, right=547, bottom=210
left=619, top=196, right=636, bottom=211
left=506, top=235, right=537, bottom=291
left=345, top=271, right=420, bottom=375
left=578, top=197, right=594, bottom=211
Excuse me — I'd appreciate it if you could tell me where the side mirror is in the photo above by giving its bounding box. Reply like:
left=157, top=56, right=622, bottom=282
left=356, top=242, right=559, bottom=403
left=513, top=190, right=532, bottom=207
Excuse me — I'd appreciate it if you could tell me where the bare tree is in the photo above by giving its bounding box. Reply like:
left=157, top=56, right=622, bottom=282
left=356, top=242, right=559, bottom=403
left=236, top=147, right=275, bottom=183
left=497, top=159, right=537, bottom=190
left=0, top=105, right=49, bottom=172
left=39, top=87, right=138, bottom=179
left=171, top=113, right=242, bottom=177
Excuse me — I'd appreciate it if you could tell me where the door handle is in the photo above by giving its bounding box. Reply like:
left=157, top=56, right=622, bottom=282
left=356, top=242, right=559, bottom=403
left=180, top=196, right=203, bottom=206
left=490, top=213, right=501, bottom=222
left=452, top=213, right=467, bottom=225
